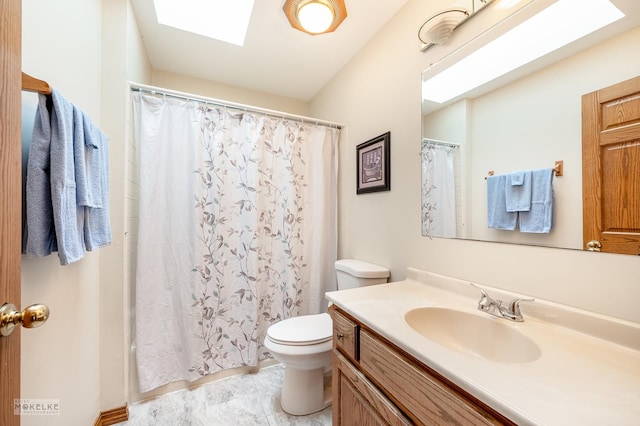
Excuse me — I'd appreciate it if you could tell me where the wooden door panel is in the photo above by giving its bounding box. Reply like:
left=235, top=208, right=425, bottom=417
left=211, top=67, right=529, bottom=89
left=598, top=76, right=640, bottom=103
left=0, top=1, right=23, bottom=425
left=601, top=96, right=640, bottom=132
left=583, top=75, right=640, bottom=255
left=602, top=143, right=640, bottom=230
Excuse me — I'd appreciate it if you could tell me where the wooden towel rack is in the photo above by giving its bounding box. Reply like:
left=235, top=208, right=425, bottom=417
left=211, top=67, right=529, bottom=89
left=485, top=160, right=564, bottom=180
left=21, top=72, right=52, bottom=95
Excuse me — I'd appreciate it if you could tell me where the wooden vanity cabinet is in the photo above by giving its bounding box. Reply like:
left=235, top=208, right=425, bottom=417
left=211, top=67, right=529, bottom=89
left=330, top=306, right=515, bottom=426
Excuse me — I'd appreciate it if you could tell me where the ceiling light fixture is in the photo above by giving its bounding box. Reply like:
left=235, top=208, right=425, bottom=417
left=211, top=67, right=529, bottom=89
left=283, top=0, right=347, bottom=35
left=419, top=9, right=470, bottom=46
left=422, top=0, right=625, bottom=103
left=419, top=1, right=496, bottom=51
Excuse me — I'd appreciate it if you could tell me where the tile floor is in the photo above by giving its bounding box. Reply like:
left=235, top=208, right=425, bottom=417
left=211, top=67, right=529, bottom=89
left=116, top=364, right=332, bottom=426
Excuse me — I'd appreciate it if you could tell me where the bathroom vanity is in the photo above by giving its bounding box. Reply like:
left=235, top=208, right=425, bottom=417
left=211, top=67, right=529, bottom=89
left=331, top=306, right=513, bottom=425
left=326, top=268, right=640, bottom=425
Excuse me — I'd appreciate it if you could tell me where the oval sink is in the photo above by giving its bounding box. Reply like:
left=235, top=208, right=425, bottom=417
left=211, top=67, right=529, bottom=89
left=404, top=307, right=541, bottom=364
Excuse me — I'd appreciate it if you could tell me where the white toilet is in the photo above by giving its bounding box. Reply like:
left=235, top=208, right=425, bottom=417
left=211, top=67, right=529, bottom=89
left=264, top=259, right=389, bottom=415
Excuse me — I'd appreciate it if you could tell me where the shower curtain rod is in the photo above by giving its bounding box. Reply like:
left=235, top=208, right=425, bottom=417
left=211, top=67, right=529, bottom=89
left=129, top=82, right=343, bottom=129
left=422, top=137, right=460, bottom=147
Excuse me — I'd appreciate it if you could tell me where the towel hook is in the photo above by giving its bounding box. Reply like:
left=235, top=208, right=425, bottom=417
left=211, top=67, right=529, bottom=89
left=553, top=160, right=563, bottom=177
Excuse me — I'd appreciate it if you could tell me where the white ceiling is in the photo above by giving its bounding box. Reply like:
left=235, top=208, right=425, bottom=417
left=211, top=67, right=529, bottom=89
left=130, top=0, right=409, bottom=101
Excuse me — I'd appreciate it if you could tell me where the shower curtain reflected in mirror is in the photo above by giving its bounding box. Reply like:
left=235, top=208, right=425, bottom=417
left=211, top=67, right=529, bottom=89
left=421, top=140, right=459, bottom=239
left=132, top=92, right=339, bottom=392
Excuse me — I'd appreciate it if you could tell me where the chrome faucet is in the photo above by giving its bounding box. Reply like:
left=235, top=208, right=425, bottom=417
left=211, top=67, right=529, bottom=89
left=470, top=283, right=533, bottom=322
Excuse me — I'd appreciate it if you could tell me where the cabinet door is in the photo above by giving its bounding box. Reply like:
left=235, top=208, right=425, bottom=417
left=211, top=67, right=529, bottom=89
left=359, top=330, right=512, bottom=425
left=331, top=306, right=359, bottom=361
left=333, top=351, right=413, bottom=426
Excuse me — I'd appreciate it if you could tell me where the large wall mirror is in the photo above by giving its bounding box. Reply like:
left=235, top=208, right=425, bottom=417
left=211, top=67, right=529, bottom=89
left=421, top=0, right=640, bottom=252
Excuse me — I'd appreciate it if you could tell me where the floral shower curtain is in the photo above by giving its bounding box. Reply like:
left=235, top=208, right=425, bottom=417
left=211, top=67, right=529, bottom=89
left=132, top=92, right=339, bottom=392
left=421, top=140, right=458, bottom=238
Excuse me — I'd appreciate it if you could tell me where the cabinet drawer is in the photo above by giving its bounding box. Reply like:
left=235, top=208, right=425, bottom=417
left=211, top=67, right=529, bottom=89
left=359, top=330, right=511, bottom=426
left=331, top=307, right=359, bottom=361
left=335, top=351, right=412, bottom=426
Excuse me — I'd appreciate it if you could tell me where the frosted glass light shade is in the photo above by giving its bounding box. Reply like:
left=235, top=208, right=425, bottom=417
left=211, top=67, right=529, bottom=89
left=283, top=0, right=347, bottom=35
left=298, top=3, right=335, bottom=33
left=419, top=9, right=469, bottom=46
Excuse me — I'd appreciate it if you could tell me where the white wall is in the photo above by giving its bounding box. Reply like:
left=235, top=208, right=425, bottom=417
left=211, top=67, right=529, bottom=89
left=100, top=0, right=153, bottom=414
left=152, top=70, right=311, bottom=117
left=311, top=0, right=640, bottom=323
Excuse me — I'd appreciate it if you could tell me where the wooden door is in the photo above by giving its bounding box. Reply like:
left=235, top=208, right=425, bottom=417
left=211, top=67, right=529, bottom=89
left=582, top=75, right=640, bottom=255
left=0, top=1, right=22, bottom=425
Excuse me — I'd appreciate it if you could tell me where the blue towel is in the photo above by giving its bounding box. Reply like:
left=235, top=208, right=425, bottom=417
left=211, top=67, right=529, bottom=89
left=24, top=93, right=57, bottom=256
left=505, top=170, right=532, bottom=212
left=24, top=90, right=111, bottom=265
left=487, top=174, right=517, bottom=230
left=73, top=106, right=102, bottom=208
left=80, top=112, right=111, bottom=251
left=510, top=171, right=525, bottom=186
left=49, top=90, right=85, bottom=265
left=519, top=168, right=554, bottom=233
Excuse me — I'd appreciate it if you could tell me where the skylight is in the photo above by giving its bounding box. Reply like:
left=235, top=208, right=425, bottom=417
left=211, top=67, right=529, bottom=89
left=423, top=0, right=625, bottom=103
left=153, top=0, right=255, bottom=46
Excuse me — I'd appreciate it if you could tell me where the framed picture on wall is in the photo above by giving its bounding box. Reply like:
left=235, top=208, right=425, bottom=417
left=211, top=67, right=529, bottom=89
left=356, top=132, right=390, bottom=194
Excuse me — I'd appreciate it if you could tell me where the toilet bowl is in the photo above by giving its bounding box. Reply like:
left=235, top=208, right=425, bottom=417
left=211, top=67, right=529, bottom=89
left=264, top=313, right=333, bottom=415
left=264, top=259, right=389, bottom=416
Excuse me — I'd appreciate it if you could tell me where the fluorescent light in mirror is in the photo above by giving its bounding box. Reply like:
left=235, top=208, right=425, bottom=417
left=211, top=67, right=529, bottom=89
left=153, top=0, right=255, bottom=46
left=495, top=0, right=528, bottom=9
left=423, top=0, right=625, bottom=103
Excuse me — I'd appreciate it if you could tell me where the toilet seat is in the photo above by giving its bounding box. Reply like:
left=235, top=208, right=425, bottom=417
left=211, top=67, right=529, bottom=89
left=266, top=313, right=332, bottom=346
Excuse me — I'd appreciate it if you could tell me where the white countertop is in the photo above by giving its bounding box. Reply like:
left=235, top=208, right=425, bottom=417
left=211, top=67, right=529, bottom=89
left=325, top=268, right=640, bottom=426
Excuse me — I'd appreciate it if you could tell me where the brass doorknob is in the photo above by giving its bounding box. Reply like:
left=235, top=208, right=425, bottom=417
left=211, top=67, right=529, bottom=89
left=0, top=303, right=50, bottom=337
left=586, top=240, right=602, bottom=252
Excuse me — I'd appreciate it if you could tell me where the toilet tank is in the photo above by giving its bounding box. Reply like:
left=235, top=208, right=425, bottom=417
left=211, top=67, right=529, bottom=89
left=335, top=259, right=390, bottom=290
